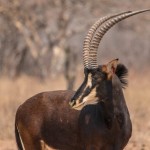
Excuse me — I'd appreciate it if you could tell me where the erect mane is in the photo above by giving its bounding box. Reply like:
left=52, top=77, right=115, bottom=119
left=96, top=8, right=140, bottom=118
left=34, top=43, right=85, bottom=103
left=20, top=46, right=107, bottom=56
left=115, top=64, right=128, bottom=88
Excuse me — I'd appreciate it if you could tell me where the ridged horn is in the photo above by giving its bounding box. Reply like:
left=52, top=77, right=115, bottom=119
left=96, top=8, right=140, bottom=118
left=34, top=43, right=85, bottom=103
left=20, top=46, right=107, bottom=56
left=83, top=11, right=132, bottom=68
left=89, top=9, right=150, bottom=68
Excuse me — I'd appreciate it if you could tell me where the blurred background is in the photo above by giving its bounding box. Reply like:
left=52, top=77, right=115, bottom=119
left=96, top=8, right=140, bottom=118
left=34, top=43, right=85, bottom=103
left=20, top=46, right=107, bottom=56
left=0, top=0, right=150, bottom=149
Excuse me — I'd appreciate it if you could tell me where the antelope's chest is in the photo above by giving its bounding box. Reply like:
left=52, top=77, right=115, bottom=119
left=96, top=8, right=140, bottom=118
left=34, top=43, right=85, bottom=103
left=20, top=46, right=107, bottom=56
left=78, top=104, right=128, bottom=145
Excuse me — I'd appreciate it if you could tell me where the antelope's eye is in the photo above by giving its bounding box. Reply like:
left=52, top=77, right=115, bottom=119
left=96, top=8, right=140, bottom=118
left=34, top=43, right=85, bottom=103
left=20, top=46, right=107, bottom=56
left=92, top=74, right=98, bottom=80
left=101, top=73, right=107, bottom=80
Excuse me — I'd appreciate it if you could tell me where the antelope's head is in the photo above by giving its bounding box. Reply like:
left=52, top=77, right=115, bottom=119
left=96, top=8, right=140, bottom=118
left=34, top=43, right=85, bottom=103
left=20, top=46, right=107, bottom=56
left=69, top=9, right=150, bottom=110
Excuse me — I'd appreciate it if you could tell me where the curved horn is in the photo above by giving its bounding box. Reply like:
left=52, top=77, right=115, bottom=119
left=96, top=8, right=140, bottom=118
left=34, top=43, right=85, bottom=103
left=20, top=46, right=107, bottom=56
left=83, top=11, right=132, bottom=68
left=88, top=9, right=150, bottom=68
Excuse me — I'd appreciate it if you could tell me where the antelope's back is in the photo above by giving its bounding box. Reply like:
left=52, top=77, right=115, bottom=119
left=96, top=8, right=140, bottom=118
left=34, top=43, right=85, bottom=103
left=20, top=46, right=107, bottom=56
left=15, top=90, right=82, bottom=150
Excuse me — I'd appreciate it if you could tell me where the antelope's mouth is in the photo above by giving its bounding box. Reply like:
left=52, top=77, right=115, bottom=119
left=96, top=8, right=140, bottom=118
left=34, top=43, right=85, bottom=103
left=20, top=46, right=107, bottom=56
left=69, top=98, right=99, bottom=110
left=69, top=100, right=85, bottom=110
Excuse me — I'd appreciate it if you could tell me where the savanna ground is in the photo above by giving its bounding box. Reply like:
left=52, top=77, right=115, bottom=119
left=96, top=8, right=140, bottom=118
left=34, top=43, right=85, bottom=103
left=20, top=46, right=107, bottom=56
left=0, top=70, right=150, bottom=150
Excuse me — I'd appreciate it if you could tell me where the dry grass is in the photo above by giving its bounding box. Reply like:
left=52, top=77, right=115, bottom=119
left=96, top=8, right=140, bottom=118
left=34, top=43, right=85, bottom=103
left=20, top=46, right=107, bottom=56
left=124, top=72, right=150, bottom=150
left=0, top=71, right=150, bottom=149
left=0, top=75, right=66, bottom=139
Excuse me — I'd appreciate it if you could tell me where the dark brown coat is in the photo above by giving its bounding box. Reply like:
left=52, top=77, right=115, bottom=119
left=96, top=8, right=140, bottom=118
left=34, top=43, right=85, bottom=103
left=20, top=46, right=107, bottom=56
left=15, top=75, right=132, bottom=150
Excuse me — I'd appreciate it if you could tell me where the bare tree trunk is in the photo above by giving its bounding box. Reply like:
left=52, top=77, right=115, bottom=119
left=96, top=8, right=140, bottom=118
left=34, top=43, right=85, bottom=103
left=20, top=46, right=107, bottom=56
left=64, top=46, right=77, bottom=90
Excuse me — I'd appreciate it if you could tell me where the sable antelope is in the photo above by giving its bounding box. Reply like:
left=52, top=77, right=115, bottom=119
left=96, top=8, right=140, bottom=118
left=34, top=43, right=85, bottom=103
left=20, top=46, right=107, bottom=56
left=15, top=9, right=150, bottom=150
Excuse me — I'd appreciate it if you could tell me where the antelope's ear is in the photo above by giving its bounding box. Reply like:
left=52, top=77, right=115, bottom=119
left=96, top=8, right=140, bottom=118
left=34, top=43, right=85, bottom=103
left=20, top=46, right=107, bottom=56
left=102, top=59, right=119, bottom=79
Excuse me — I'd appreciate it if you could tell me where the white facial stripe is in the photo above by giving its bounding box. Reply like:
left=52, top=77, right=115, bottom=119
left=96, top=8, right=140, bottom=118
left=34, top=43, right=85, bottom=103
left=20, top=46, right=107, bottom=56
left=74, top=73, right=93, bottom=104
left=73, top=87, right=98, bottom=110
left=72, top=73, right=96, bottom=110
left=87, top=73, right=92, bottom=88
left=79, top=73, right=92, bottom=99
left=83, top=87, right=98, bottom=104
left=72, top=102, right=85, bottom=110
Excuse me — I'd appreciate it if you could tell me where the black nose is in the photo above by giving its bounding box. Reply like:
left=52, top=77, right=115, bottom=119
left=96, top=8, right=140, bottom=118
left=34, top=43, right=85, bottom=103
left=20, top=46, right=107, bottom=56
left=69, top=94, right=77, bottom=107
left=69, top=99, right=75, bottom=107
